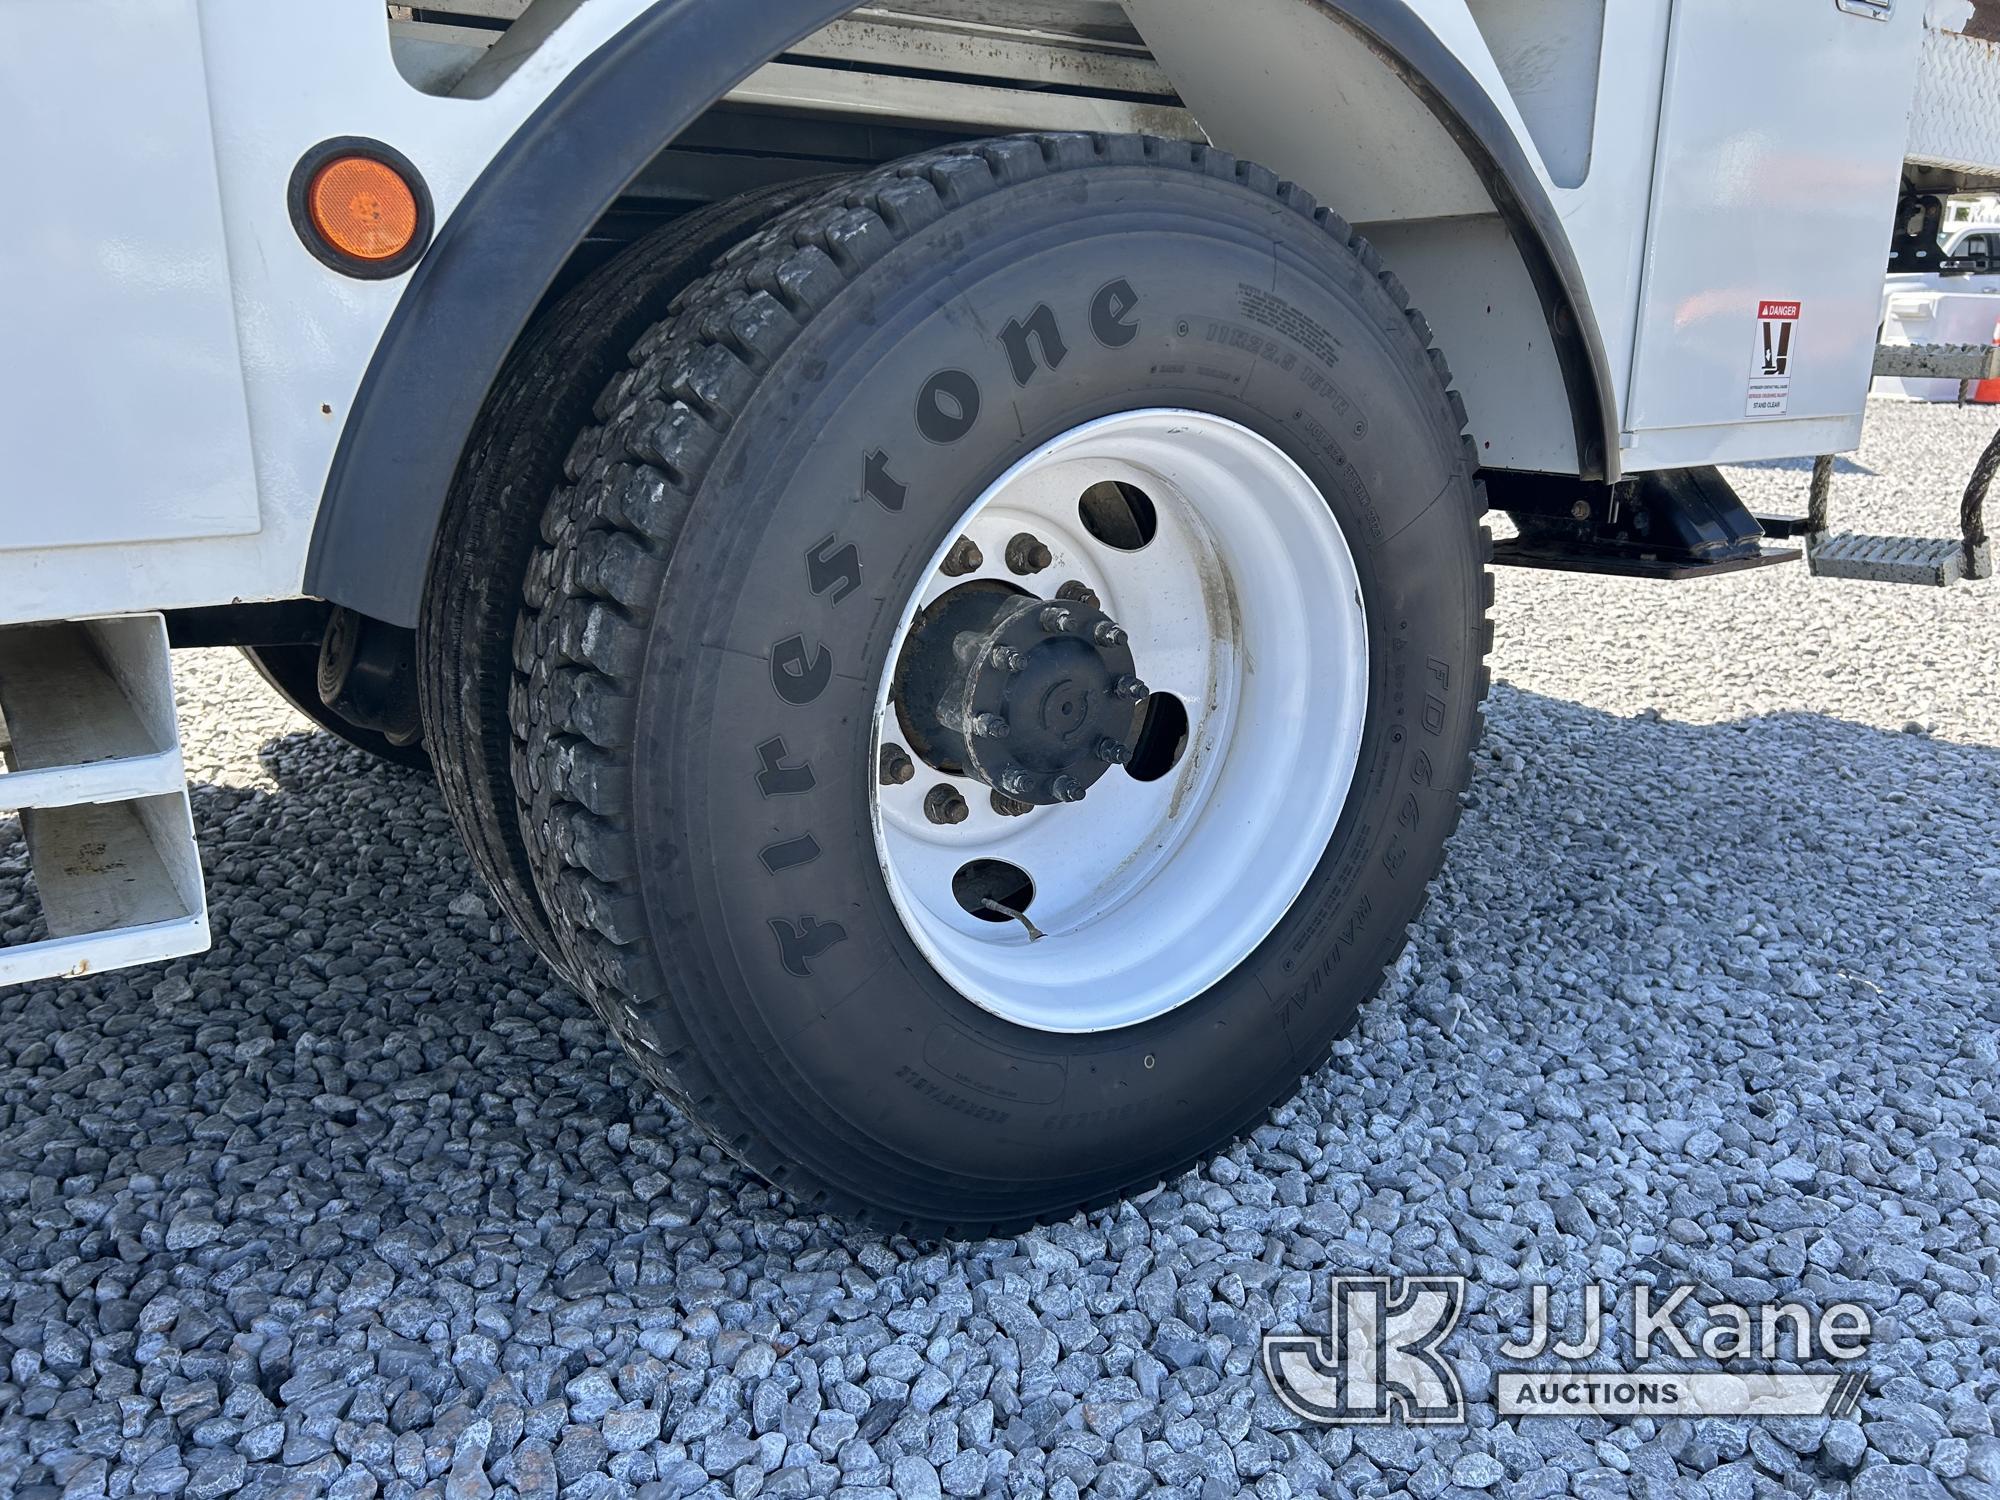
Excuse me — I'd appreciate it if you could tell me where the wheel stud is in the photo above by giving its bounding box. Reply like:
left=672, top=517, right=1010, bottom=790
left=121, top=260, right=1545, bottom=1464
left=1093, top=620, right=1127, bottom=648
left=939, top=535, right=983, bottom=577
left=1052, top=774, right=1086, bottom=803
left=990, top=790, right=1034, bottom=818
left=924, top=785, right=970, bottom=825
left=1095, top=737, right=1129, bottom=765
left=998, top=768, right=1036, bottom=799
left=1006, top=533, right=1054, bottom=575
left=1038, top=605, right=1074, bottom=635
left=879, top=743, right=915, bottom=785
left=1114, top=674, right=1149, bottom=702
left=988, top=645, right=1026, bottom=673
left=1056, top=580, right=1100, bottom=609
left=970, top=712, right=1010, bottom=739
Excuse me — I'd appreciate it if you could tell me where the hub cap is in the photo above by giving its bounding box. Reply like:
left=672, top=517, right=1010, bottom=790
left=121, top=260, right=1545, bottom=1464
left=893, top=585, right=1143, bottom=806
left=872, top=410, right=1369, bottom=1033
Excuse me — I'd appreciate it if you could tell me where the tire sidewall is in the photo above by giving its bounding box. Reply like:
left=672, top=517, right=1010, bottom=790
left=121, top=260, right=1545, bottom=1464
left=635, top=166, right=1481, bottom=1211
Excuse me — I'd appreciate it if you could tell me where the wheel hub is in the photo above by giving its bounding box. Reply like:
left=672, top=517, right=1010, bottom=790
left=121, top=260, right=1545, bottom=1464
left=870, top=410, right=1370, bottom=1033
left=894, top=585, right=1145, bottom=806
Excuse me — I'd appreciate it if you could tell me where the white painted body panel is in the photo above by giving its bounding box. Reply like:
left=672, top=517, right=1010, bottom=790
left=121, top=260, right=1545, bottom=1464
left=1135, top=0, right=1930, bottom=476
left=1617, top=0, right=1926, bottom=469
left=0, top=0, right=1962, bottom=630
left=0, top=0, right=659, bottom=629
left=1, top=2, right=261, bottom=550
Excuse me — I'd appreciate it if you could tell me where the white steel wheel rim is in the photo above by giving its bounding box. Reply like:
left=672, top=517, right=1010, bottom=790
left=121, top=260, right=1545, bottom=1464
left=870, top=409, right=1368, bottom=1033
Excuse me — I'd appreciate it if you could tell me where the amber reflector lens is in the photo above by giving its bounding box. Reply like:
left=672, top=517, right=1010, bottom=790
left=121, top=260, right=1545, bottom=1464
left=307, top=156, right=419, bottom=262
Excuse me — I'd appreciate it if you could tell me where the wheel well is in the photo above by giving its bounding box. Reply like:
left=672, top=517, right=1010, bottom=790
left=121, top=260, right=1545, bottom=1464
left=541, top=107, right=978, bottom=315
left=308, top=0, right=1612, bottom=627
left=1126, top=0, right=1614, bottom=480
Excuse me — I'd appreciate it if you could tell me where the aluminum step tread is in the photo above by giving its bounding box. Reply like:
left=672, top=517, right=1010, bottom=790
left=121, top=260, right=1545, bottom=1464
left=1806, top=532, right=1993, bottom=586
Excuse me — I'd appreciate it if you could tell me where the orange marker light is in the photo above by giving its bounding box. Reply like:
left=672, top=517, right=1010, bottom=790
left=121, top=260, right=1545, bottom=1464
left=307, top=155, right=419, bottom=262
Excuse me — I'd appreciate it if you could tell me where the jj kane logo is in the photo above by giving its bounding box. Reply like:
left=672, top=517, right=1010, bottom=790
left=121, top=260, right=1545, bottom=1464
left=1262, top=1276, right=1468, bottom=1425
left=1264, top=1276, right=1871, bottom=1425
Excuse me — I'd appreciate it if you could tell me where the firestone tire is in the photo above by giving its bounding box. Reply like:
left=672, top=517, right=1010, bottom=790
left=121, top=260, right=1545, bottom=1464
left=511, top=134, right=1492, bottom=1235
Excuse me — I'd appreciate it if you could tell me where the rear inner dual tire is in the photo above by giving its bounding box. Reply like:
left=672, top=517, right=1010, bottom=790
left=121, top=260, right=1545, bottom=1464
left=505, top=134, right=1490, bottom=1234
left=418, top=180, right=833, bottom=976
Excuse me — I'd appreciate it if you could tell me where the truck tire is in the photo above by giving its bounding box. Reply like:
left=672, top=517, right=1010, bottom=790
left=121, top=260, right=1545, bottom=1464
left=241, top=644, right=430, bottom=772
left=419, top=180, right=837, bottom=976
left=512, top=133, right=1491, bottom=1234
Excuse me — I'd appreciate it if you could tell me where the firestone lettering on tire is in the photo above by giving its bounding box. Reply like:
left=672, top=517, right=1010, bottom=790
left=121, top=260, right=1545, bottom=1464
left=916, top=369, right=982, bottom=444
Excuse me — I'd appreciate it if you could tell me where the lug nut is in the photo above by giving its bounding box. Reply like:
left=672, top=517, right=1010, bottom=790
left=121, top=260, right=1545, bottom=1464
left=1113, top=675, right=1149, bottom=702
left=1569, top=498, right=1593, bottom=522
left=1051, top=775, right=1086, bottom=803
left=1092, top=621, right=1127, bottom=648
left=1038, top=606, right=1075, bottom=635
left=970, top=712, right=1010, bottom=739
left=1095, top=738, right=1130, bottom=765
left=1056, top=581, right=1100, bottom=609
left=990, top=790, right=1034, bottom=818
left=1006, top=533, right=1054, bottom=575
left=988, top=645, right=1026, bottom=673
left=924, top=785, right=970, bottom=825
left=879, top=743, right=915, bottom=785
left=939, top=535, right=983, bottom=577
left=998, top=769, right=1036, bottom=799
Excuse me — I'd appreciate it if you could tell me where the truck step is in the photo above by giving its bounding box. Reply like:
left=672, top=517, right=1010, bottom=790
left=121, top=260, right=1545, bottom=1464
left=1805, top=532, right=1993, bottom=586
left=0, top=615, right=207, bottom=986
left=1870, top=342, right=2000, bottom=382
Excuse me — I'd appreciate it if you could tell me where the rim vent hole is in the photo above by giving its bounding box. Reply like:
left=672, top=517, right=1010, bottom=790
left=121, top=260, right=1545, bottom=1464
left=1078, top=481, right=1158, bottom=550
left=1126, top=692, right=1189, bottom=782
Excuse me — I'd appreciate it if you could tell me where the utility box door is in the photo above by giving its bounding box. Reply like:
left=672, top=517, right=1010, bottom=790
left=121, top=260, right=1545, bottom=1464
left=1621, top=0, right=1924, bottom=456
left=0, top=2, right=261, bottom=551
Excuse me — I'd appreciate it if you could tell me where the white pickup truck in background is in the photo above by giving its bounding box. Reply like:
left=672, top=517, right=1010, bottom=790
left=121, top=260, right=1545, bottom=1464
left=1880, top=220, right=2000, bottom=400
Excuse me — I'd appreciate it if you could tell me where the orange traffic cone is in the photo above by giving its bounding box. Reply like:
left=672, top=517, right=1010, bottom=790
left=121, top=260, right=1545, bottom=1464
left=1970, top=315, right=2000, bottom=403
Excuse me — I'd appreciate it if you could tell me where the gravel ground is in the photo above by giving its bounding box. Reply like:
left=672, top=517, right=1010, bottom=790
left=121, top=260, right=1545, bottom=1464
left=1, top=398, right=1996, bottom=1500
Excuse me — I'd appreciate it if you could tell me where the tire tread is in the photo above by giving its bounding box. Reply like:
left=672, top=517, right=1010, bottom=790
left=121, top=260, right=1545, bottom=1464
left=417, top=180, right=832, bottom=979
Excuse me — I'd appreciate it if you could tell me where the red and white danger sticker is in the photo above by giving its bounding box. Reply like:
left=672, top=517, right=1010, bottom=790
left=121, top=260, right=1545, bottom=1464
left=1748, top=299, right=1801, bottom=417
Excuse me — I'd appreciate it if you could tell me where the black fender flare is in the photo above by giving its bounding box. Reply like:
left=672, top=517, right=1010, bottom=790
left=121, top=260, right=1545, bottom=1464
left=306, top=0, right=1618, bottom=626
left=306, top=0, right=859, bottom=626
